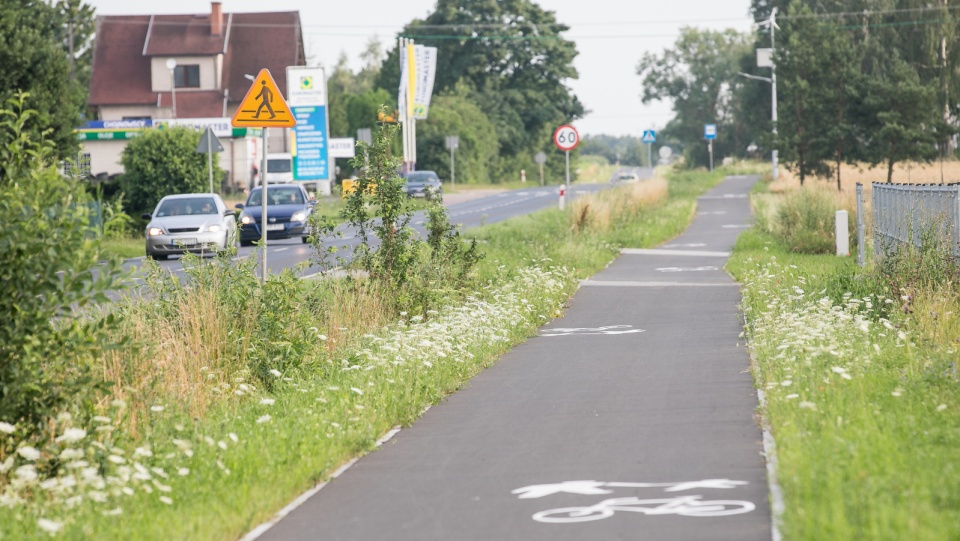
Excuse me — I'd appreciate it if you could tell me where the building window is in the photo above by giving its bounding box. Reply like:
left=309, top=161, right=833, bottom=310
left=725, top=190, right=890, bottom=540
left=63, top=152, right=91, bottom=178
left=174, top=65, right=200, bottom=88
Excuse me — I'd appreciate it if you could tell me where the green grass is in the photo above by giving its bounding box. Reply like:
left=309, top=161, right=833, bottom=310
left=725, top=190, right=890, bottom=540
left=0, top=167, right=730, bottom=540
left=100, top=236, right=145, bottom=260
left=730, top=228, right=960, bottom=541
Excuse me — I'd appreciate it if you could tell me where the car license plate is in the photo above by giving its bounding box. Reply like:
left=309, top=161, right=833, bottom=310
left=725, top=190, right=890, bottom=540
left=172, top=238, right=197, bottom=247
left=266, top=224, right=284, bottom=231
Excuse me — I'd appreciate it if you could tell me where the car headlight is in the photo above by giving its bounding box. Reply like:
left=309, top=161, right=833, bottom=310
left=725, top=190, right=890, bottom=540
left=148, top=227, right=163, bottom=236
left=206, top=224, right=222, bottom=233
left=291, top=211, right=307, bottom=222
left=240, top=213, right=254, bottom=225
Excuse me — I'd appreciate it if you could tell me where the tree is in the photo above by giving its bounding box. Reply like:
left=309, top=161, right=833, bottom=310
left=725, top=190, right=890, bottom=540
left=120, top=127, right=224, bottom=213
left=637, top=28, right=751, bottom=168
left=861, top=57, right=942, bottom=182
left=0, top=94, right=123, bottom=431
left=376, top=0, right=584, bottom=179
left=414, top=91, right=499, bottom=183
left=0, top=0, right=93, bottom=162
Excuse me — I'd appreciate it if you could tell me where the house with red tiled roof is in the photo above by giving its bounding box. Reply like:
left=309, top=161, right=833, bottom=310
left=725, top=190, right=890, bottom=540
left=82, top=2, right=305, bottom=189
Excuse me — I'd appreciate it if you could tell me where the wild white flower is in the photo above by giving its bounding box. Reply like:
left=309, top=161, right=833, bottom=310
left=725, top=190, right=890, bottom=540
left=260, top=398, right=276, bottom=405
left=799, top=401, right=817, bottom=411
left=218, top=441, right=228, bottom=450
left=256, top=414, right=272, bottom=424
left=0, top=456, right=15, bottom=473
left=17, top=446, right=41, bottom=461
left=15, top=465, right=38, bottom=482
left=269, top=369, right=282, bottom=377
left=107, top=455, right=126, bottom=464
left=59, top=449, right=83, bottom=461
left=92, top=416, right=112, bottom=424
left=111, top=399, right=127, bottom=409
left=177, top=468, right=190, bottom=476
left=133, top=447, right=153, bottom=458
left=891, top=389, right=903, bottom=397
left=785, top=394, right=800, bottom=399
left=102, top=508, right=123, bottom=516
left=0, top=421, right=15, bottom=434
left=780, top=380, right=792, bottom=387
left=150, top=405, right=165, bottom=412
left=831, top=366, right=846, bottom=374
left=37, top=518, right=64, bottom=535
left=159, top=496, right=173, bottom=505
left=229, top=432, right=239, bottom=443
left=318, top=334, right=328, bottom=341
left=936, top=404, right=948, bottom=412
left=350, top=387, right=364, bottom=396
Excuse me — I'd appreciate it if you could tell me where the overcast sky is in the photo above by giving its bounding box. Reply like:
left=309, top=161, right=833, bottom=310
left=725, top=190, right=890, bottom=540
left=84, top=0, right=755, bottom=136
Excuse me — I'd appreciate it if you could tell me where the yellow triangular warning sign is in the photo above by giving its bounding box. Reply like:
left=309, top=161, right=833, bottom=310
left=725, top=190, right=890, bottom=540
left=231, top=69, right=296, bottom=128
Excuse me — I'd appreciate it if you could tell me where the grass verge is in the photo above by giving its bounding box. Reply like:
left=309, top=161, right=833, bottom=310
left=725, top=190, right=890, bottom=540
left=0, top=167, right=730, bottom=539
left=730, top=228, right=960, bottom=541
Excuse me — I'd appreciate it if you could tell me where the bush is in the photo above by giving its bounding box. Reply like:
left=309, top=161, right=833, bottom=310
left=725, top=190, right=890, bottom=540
left=0, top=94, right=125, bottom=433
left=772, top=187, right=855, bottom=254
left=120, top=127, right=223, bottom=214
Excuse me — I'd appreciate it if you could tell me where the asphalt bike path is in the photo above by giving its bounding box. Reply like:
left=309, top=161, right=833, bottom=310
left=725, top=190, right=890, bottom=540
left=254, top=174, right=769, bottom=541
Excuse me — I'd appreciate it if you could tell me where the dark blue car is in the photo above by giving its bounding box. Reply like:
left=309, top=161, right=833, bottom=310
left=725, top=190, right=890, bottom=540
left=235, top=184, right=314, bottom=246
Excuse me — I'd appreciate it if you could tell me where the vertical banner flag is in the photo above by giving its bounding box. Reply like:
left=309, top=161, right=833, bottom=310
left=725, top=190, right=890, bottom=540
left=287, top=66, right=330, bottom=182
left=398, top=45, right=438, bottom=120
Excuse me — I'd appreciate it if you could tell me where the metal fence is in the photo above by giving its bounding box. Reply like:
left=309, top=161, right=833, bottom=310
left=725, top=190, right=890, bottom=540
left=872, top=182, right=960, bottom=258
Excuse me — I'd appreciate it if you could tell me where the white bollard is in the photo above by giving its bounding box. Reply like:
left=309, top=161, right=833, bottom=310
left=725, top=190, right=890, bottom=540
left=559, top=186, right=565, bottom=210
left=835, top=210, right=849, bottom=256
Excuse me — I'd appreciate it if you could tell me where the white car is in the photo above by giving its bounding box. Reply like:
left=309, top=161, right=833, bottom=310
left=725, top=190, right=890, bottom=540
left=142, top=194, right=237, bottom=260
left=617, top=172, right=641, bottom=183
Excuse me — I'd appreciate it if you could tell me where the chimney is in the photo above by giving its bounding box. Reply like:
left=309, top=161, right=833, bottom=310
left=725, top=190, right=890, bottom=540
left=210, top=2, right=223, bottom=36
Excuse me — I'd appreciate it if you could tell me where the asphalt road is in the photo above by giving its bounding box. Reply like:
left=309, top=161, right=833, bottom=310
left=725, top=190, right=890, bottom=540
left=252, top=174, right=771, bottom=541
left=116, top=180, right=647, bottom=287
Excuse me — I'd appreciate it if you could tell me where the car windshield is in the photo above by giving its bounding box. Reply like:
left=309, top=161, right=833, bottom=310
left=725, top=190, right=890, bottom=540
left=156, top=197, right=217, bottom=217
left=405, top=172, right=438, bottom=183
left=247, top=187, right=304, bottom=206
left=267, top=159, right=292, bottom=173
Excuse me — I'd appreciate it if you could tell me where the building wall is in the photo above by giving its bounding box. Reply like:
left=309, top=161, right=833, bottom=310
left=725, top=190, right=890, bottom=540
left=83, top=139, right=128, bottom=176
left=150, top=55, right=221, bottom=92
left=99, top=104, right=166, bottom=121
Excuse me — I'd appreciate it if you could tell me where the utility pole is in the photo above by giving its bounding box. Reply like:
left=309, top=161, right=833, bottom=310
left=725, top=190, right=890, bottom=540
left=770, top=7, right=779, bottom=181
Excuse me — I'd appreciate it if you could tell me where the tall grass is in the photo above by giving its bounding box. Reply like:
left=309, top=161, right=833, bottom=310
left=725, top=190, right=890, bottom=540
left=731, top=225, right=960, bottom=540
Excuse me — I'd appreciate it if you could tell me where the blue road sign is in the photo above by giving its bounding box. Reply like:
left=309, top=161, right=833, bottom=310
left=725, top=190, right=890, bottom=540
left=704, top=124, right=717, bottom=140
left=642, top=129, right=656, bottom=144
left=292, top=106, right=329, bottom=180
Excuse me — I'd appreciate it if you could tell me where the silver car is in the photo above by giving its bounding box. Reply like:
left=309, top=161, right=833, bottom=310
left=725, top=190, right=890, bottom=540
left=142, top=194, right=237, bottom=260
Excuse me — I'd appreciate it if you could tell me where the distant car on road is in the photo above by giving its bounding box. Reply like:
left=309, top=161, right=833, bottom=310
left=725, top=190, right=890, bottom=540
left=402, top=170, right=443, bottom=198
left=616, top=171, right=641, bottom=184
left=142, top=194, right=237, bottom=260
left=235, top=184, right=314, bottom=246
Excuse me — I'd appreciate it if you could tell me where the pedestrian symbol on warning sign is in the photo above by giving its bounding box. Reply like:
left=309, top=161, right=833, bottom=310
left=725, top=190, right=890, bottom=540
left=231, top=69, right=296, bottom=128
left=255, top=81, right=275, bottom=119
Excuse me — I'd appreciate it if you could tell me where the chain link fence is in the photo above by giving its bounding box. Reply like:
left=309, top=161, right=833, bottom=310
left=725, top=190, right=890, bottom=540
left=872, top=182, right=960, bottom=258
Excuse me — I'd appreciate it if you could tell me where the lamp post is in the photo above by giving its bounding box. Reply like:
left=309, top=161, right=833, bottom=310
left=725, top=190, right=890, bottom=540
left=166, top=58, right=178, bottom=119
left=738, top=7, right=779, bottom=180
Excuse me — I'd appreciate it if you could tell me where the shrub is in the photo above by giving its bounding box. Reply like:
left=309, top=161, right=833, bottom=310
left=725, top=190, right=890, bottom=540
left=773, top=187, right=855, bottom=254
left=120, top=127, right=223, bottom=214
left=0, top=94, right=126, bottom=433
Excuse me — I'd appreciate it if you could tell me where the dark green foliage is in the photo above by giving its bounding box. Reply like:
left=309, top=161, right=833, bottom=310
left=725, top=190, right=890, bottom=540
left=0, top=0, right=93, bottom=165
left=637, top=28, right=752, bottom=168
left=413, top=90, right=499, bottom=183
left=376, top=0, right=584, bottom=181
left=0, top=94, right=125, bottom=431
left=119, top=127, right=224, bottom=214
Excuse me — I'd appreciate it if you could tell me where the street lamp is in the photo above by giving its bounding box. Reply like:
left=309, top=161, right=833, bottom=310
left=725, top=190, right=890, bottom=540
left=739, top=7, right=779, bottom=180
left=165, top=58, right=177, bottom=119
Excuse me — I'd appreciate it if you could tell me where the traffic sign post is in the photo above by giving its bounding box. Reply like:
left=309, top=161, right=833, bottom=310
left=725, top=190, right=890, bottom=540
left=642, top=129, right=656, bottom=168
left=534, top=151, right=547, bottom=186
left=195, top=126, right=224, bottom=194
left=704, top=124, right=717, bottom=172
left=232, top=69, right=296, bottom=284
left=553, top=124, right=579, bottom=210
left=445, top=135, right=459, bottom=187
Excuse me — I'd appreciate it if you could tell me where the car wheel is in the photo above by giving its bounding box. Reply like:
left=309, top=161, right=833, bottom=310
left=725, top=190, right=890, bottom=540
left=240, top=239, right=253, bottom=247
left=301, top=235, right=310, bottom=244
left=147, top=252, right=167, bottom=261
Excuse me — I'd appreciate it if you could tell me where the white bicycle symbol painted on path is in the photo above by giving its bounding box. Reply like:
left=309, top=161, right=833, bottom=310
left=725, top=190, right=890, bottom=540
left=532, top=495, right=756, bottom=523
left=540, top=325, right=646, bottom=337
left=512, top=479, right=755, bottom=524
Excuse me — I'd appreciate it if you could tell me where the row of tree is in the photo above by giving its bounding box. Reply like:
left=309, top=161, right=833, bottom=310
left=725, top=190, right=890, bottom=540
left=327, top=0, right=584, bottom=184
left=639, top=0, right=959, bottom=185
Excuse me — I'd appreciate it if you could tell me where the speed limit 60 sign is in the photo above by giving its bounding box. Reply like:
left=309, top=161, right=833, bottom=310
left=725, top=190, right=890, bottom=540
left=553, top=124, right=580, bottom=151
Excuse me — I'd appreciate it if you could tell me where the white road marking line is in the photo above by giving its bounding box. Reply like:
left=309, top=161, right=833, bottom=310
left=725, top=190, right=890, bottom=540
left=580, top=280, right=738, bottom=287
left=699, top=194, right=748, bottom=199
left=273, top=247, right=290, bottom=252
left=621, top=248, right=730, bottom=257
left=722, top=224, right=751, bottom=229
